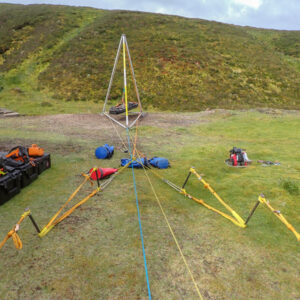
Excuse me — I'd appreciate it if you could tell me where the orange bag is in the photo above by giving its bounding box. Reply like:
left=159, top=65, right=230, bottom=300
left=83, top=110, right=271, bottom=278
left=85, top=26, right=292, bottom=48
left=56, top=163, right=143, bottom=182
left=28, top=144, right=44, bottom=157
left=6, top=146, right=29, bottom=162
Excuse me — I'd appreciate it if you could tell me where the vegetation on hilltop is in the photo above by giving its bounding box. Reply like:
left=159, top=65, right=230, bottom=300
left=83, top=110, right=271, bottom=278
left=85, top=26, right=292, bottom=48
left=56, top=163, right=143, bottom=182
left=0, top=4, right=299, bottom=114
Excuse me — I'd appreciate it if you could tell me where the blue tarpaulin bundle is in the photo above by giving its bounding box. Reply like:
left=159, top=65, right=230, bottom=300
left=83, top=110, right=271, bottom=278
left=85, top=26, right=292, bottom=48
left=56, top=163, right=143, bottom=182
left=149, top=157, right=169, bottom=169
left=95, top=144, right=114, bottom=159
left=121, top=157, right=169, bottom=169
left=121, top=157, right=148, bottom=168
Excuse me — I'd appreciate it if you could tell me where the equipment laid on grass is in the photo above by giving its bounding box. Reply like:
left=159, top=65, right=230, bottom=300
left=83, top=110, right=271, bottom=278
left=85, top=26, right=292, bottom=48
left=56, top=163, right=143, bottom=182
left=39, top=163, right=130, bottom=238
left=147, top=164, right=300, bottom=241
left=149, top=166, right=246, bottom=228
left=16, top=160, right=39, bottom=188
left=245, top=194, right=300, bottom=241
left=5, top=146, right=30, bottom=164
left=0, top=208, right=40, bottom=250
left=149, top=157, right=170, bottom=169
left=109, top=101, right=138, bottom=115
left=102, top=34, right=144, bottom=129
left=121, top=157, right=170, bottom=169
left=0, top=145, right=51, bottom=203
left=0, top=166, right=22, bottom=205
left=225, top=147, right=251, bottom=167
left=2, top=34, right=299, bottom=300
left=257, top=160, right=281, bottom=166
left=95, top=144, right=114, bottom=159
left=121, top=157, right=149, bottom=168
left=28, top=144, right=44, bottom=157
left=0, top=163, right=131, bottom=250
left=34, top=153, right=51, bottom=174
left=88, top=167, right=118, bottom=180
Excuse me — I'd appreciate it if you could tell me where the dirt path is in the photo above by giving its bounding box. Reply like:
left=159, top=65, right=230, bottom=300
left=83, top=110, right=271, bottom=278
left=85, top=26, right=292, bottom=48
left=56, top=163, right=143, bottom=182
left=0, top=109, right=298, bottom=152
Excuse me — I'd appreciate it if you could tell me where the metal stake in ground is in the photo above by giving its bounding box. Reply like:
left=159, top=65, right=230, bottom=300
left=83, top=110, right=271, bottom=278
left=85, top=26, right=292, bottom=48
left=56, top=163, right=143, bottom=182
left=245, top=200, right=261, bottom=225
left=25, top=208, right=41, bottom=233
left=182, top=170, right=192, bottom=190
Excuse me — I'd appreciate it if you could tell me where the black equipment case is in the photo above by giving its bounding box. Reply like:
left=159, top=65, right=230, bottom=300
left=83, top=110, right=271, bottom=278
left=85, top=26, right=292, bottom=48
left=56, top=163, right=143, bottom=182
left=33, top=153, right=51, bottom=175
left=0, top=168, right=22, bottom=205
left=0, top=150, right=51, bottom=204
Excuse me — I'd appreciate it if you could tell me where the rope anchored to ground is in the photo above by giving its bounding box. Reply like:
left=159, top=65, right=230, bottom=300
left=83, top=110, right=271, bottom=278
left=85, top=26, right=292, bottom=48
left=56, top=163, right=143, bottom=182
left=149, top=166, right=246, bottom=228
left=0, top=209, right=37, bottom=250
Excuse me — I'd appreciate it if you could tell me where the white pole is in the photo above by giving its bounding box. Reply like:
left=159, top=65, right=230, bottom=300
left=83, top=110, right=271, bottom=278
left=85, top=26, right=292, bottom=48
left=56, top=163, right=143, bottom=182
left=122, top=34, right=129, bottom=127
left=103, top=36, right=122, bottom=113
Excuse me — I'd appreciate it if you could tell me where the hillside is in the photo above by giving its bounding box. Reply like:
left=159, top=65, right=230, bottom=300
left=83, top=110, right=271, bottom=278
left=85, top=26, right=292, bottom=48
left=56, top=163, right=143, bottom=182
left=0, top=3, right=299, bottom=113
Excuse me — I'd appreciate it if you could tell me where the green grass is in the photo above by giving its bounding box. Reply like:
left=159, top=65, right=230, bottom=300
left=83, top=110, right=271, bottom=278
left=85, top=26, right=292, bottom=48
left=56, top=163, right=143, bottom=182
left=0, top=4, right=299, bottom=114
left=0, top=110, right=299, bottom=299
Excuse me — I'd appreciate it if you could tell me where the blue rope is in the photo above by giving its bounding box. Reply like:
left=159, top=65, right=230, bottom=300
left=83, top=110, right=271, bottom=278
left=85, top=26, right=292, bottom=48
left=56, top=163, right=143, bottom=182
left=126, top=128, right=152, bottom=299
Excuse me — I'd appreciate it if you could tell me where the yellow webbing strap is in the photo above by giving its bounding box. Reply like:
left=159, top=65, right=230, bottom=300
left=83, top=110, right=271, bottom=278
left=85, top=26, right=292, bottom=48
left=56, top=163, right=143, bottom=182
left=149, top=167, right=246, bottom=228
left=39, top=187, right=100, bottom=237
left=258, top=195, right=300, bottom=241
left=0, top=210, right=31, bottom=250
left=39, top=164, right=130, bottom=238
left=180, top=189, right=246, bottom=228
left=190, top=168, right=246, bottom=228
left=39, top=170, right=97, bottom=237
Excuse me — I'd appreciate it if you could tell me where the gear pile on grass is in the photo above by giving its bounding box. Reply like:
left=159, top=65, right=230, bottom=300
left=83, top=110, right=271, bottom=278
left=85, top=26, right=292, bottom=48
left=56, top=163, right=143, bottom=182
left=1, top=34, right=299, bottom=300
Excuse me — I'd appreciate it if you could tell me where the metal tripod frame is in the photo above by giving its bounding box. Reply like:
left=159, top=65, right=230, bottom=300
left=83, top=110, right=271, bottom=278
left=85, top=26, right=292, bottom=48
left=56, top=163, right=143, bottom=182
left=102, top=34, right=143, bottom=129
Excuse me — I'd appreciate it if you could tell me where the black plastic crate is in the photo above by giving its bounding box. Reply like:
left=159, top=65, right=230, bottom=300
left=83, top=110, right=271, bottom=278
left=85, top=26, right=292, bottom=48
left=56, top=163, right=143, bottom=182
left=16, top=162, right=39, bottom=188
left=0, top=169, right=22, bottom=205
left=33, top=153, right=51, bottom=175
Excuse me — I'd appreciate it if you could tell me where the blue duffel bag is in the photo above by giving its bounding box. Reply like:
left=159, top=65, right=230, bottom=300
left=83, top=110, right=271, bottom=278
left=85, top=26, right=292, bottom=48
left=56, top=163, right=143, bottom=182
left=121, top=157, right=148, bottom=168
left=149, top=157, right=169, bottom=169
left=95, top=144, right=114, bottom=159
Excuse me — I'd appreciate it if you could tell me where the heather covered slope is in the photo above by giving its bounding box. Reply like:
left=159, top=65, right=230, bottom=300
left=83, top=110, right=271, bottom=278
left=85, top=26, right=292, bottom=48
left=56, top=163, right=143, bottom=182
left=0, top=4, right=299, bottom=113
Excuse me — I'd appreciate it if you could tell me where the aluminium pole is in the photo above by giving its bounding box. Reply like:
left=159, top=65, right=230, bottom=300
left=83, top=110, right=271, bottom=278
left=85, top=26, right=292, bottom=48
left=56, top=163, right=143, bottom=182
left=125, top=38, right=142, bottom=112
left=103, top=36, right=123, bottom=113
left=122, top=34, right=129, bottom=127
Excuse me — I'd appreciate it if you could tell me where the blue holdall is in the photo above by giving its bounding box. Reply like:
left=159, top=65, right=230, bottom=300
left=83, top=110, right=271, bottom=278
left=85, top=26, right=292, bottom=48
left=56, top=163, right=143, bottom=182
left=149, top=157, right=169, bottom=169
left=121, top=157, right=148, bottom=168
left=95, top=144, right=114, bottom=159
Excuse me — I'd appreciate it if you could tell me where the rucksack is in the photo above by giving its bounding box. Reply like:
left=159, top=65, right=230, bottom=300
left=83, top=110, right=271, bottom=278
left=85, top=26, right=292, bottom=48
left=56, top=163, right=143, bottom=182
left=148, top=157, right=170, bottom=169
left=229, top=147, right=246, bottom=166
left=121, top=157, right=148, bottom=168
left=6, top=146, right=30, bottom=164
left=95, top=144, right=114, bottom=159
left=28, top=144, right=44, bottom=157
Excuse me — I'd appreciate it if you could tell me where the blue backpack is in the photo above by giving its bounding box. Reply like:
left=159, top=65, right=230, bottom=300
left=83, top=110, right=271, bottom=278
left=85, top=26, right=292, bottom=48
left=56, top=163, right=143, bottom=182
left=149, top=157, right=169, bottom=169
left=95, top=144, right=114, bottom=159
left=121, top=157, right=148, bottom=168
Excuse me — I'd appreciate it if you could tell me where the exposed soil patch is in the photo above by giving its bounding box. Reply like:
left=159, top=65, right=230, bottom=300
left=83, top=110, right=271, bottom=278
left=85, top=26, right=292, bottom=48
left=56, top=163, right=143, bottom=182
left=0, top=139, right=83, bottom=155
left=0, top=109, right=298, bottom=153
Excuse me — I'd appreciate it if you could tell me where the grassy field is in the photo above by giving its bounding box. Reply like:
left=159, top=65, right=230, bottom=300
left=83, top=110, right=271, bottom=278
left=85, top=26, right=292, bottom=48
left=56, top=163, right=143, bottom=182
left=0, top=110, right=299, bottom=299
left=0, top=4, right=299, bottom=113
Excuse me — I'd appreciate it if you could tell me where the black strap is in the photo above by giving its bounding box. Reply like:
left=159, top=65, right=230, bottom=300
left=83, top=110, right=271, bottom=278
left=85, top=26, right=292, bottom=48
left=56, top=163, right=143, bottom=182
left=99, top=168, right=104, bottom=179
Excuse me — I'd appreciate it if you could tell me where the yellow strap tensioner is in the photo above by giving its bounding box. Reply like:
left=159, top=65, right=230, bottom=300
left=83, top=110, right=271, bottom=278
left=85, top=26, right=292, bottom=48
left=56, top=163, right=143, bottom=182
left=1, top=164, right=131, bottom=249
left=39, top=163, right=130, bottom=238
left=39, top=168, right=100, bottom=237
left=0, top=210, right=31, bottom=250
left=148, top=167, right=246, bottom=228
left=258, top=195, right=300, bottom=242
left=189, top=168, right=246, bottom=227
